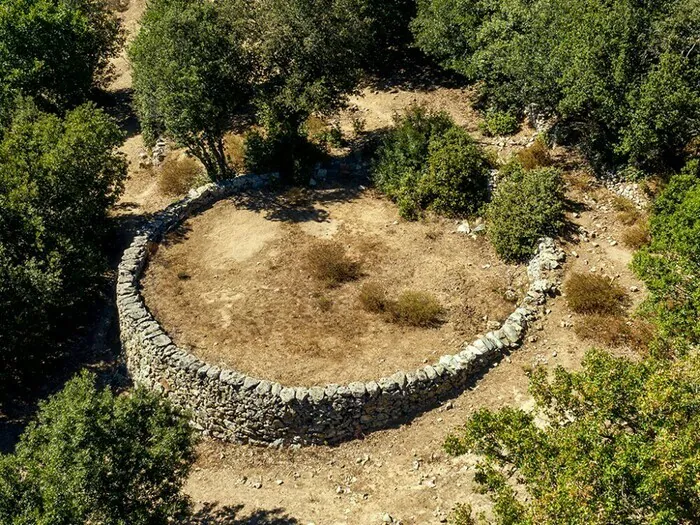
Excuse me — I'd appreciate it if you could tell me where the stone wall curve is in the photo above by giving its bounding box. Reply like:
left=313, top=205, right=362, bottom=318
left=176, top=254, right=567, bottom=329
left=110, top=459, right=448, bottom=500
left=117, top=174, right=565, bottom=446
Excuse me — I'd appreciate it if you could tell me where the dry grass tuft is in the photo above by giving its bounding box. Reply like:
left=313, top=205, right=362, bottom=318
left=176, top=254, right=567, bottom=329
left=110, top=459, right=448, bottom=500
left=565, top=273, right=628, bottom=315
left=389, top=290, right=444, bottom=327
left=517, top=137, right=552, bottom=170
left=574, top=314, right=653, bottom=351
left=159, top=156, right=203, bottom=196
left=223, top=133, right=246, bottom=173
left=621, top=221, right=651, bottom=250
left=358, top=282, right=390, bottom=313
left=305, top=241, right=361, bottom=287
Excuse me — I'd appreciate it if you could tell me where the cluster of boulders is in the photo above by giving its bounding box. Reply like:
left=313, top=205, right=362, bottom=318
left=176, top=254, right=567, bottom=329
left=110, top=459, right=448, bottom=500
left=600, top=173, right=649, bottom=208
left=117, top=174, right=565, bottom=446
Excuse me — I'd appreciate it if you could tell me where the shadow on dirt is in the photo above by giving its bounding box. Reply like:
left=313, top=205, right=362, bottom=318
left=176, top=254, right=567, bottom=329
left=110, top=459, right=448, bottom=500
left=188, top=503, right=299, bottom=525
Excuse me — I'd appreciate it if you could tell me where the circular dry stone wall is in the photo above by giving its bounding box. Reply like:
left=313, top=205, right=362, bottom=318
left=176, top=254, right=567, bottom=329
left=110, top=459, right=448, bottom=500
left=117, top=174, right=565, bottom=446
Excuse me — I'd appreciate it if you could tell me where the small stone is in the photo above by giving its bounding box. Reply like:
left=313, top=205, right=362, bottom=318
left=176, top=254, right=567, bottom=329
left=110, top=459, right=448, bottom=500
left=630, top=285, right=639, bottom=292
left=552, top=351, right=558, bottom=357
left=276, top=479, right=284, bottom=485
left=382, top=513, right=394, bottom=523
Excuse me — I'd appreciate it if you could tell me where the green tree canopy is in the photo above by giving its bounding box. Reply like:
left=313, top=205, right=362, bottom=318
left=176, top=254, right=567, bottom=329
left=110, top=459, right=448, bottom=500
left=129, top=0, right=253, bottom=179
left=0, top=101, right=126, bottom=387
left=0, top=371, right=197, bottom=524
left=0, top=0, right=122, bottom=113
left=446, top=349, right=700, bottom=524
left=413, top=0, right=700, bottom=171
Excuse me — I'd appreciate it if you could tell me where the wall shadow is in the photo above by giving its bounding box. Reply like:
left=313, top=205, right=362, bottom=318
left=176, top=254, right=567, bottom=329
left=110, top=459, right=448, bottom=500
left=188, top=503, right=299, bottom=525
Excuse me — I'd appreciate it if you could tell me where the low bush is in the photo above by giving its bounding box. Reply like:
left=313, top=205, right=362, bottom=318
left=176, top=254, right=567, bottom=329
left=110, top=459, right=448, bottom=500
left=564, top=273, right=628, bottom=315
left=479, top=109, right=519, bottom=137
left=389, top=290, right=444, bottom=327
left=373, top=106, right=492, bottom=219
left=158, top=156, right=204, bottom=195
left=305, top=241, right=361, bottom=287
left=485, top=163, right=565, bottom=262
left=223, top=133, right=246, bottom=173
left=358, top=282, right=390, bottom=313
left=574, top=314, right=653, bottom=351
left=516, top=137, right=552, bottom=170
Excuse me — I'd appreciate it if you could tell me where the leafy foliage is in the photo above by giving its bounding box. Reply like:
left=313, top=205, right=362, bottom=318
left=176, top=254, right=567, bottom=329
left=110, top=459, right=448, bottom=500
left=0, top=102, right=126, bottom=387
left=413, top=0, right=700, bottom=171
left=0, top=371, right=197, bottom=524
left=485, top=163, right=565, bottom=262
left=479, top=109, right=520, bottom=137
left=633, top=160, right=700, bottom=350
left=129, top=0, right=253, bottom=179
left=373, top=106, right=492, bottom=218
left=0, top=0, right=122, bottom=113
left=445, top=349, right=700, bottom=524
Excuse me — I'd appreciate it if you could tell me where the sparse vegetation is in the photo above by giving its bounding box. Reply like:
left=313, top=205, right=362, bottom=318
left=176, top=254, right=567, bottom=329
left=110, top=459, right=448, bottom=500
left=485, top=163, right=565, bottom=262
left=305, top=241, right=361, bottom=287
left=564, top=273, right=628, bottom=315
left=158, top=156, right=204, bottom=196
left=516, top=137, right=552, bottom=170
left=389, top=290, right=444, bottom=327
left=373, top=106, right=492, bottom=219
left=621, top=221, right=651, bottom=250
left=574, top=314, right=652, bottom=351
left=358, top=282, right=390, bottom=314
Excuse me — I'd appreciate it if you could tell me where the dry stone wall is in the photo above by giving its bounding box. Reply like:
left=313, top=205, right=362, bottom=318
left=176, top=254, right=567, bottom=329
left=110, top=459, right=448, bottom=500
left=117, top=174, right=565, bottom=446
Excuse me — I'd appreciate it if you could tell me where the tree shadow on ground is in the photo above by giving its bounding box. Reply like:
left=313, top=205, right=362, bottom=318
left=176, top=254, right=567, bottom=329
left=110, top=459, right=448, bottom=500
left=362, top=49, right=467, bottom=93
left=0, top=212, right=145, bottom=453
left=188, top=503, right=299, bottom=525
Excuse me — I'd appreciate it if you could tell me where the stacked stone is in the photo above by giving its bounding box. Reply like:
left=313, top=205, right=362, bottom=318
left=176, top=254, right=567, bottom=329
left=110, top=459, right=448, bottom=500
left=117, top=174, right=565, bottom=446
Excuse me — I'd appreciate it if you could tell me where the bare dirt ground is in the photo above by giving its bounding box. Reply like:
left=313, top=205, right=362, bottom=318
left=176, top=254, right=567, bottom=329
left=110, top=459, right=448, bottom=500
left=142, top=186, right=525, bottom=386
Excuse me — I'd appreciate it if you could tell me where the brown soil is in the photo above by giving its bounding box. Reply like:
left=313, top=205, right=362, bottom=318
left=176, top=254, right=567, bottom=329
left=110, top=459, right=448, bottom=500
left=142, top=186, right=526, bottom=386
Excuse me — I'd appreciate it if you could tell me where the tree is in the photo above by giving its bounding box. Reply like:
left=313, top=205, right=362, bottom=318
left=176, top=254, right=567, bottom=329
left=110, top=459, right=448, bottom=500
left=0, top=101, right=126, bottom=388
left=235, top=0, right=373, bottom=181
left=412, top=0, right=700, bottom=172
left=129, top=0, right=253, bottom=179
left=445, top=349, right=700, bottom=524
left=0, top=0, right=122, bottom=113
left=0, top=371, right=197, bottom=524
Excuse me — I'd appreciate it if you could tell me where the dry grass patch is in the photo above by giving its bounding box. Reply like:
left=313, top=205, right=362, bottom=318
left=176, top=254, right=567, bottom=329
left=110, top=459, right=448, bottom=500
left=621, top=221, right=651, bottom=250
left=575, top=314, right=653, bottom=351
left=159, top=156, right=204, bottom=196
left=305, top=241, right=361, bottom=287
left=517, top=137, right=552, bottom=169
left=389, top=290, right=444, bottom=327
left=223, top=133, right=246, bottom=173
left=358, top=282, right=390, bottom=313
left=565, top=273, right=628, bottom=315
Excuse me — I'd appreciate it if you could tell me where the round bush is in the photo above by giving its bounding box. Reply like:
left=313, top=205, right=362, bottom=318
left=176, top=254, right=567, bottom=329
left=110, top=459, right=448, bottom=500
left=485, top=163, right=565, bottom=262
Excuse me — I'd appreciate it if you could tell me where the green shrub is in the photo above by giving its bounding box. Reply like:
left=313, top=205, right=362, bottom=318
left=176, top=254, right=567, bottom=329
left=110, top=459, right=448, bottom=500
left=485, top=163, right=565, bottom=262
left=479, top=109, right=520, bottom=137
left=444, top=349, right=700, bottom=524
left=632, top=159, right=700, bottom=349
left=0, top=371, right=196, bottom=523
left=373, top=106, right=491, bottom=219
left=564, top=273, right=628, bottom=315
